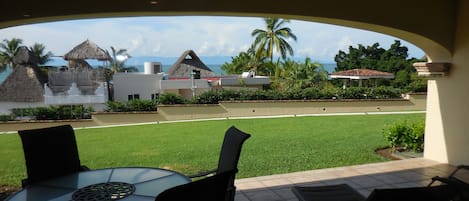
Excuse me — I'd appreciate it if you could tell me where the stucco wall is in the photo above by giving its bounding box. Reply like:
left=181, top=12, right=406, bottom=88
left=424, top=1, right=469, bottom=165
left=113, top=73, right=162, bottom=101
left=220, top=98, right=424, bottom=118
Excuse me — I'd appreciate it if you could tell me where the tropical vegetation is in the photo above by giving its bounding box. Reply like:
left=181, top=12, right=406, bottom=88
left=101, top=46, right=138, bottom=101
left=105, top=99, right=156, bottom=112
left=6, top=105, right=94, bottom=121
left=383, top=119, right=425, bottom=152
left=0, top=38, right=52, bottom=67
left=221, top=18, right=427, bottom=95
left=1, top=17, right=427, bottom=105
left=334, top=40, right=427, bottom=90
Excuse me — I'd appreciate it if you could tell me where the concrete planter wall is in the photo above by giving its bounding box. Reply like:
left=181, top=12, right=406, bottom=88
left=0, top=94, right=426, bottom=132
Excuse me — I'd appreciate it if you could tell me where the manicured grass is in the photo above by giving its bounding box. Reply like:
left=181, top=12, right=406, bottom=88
left=0, top=113, right=424, bottom=186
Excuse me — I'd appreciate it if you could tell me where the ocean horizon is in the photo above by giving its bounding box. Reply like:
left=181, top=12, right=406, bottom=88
left=1, top=60, right=336, bottom=84
left=44, top=56, right=337, bottom=75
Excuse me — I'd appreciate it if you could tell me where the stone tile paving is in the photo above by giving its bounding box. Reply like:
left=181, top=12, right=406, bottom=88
left=234, top=158, right=467, bottom=201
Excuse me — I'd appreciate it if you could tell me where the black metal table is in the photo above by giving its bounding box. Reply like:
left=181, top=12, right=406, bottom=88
left=5, top=167, right=190, bottom=201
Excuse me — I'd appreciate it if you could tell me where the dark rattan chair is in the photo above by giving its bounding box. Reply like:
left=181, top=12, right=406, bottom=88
left=155, top=170, right=236, bottom=201
left=18, top=124, right=89, bottom=187
left=188, top=126, right=251, bottom=201
left=292, top=165, right=469, bottom=201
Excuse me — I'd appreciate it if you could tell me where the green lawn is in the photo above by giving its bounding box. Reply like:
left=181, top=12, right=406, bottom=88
left=0, top=113, right=424, bottom=186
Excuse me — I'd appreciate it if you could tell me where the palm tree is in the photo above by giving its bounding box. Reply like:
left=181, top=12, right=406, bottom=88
left=29, top=43, right=53, bottom=65
left=107, top=46, right=137, bottom=73
left=104, top=46, right=137, bottom=101
left=0, top=38, right=23, bottom=67
left=251, top=18, right=297, bottom=61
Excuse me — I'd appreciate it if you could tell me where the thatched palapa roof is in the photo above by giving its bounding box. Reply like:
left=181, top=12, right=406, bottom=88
left=13, top=46, right=39, bottom=66
left=63, top=39, right=110, bottom=61
left=167, top=50, right=214, bottom=77
left=0, top=48, right=44, bottom=102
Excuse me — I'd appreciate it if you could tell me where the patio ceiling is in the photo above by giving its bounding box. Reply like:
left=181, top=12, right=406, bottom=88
left=0, top=0, right=458, bottom=62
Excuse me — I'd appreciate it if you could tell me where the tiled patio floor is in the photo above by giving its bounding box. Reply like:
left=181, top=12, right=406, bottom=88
left=234, top=158, right=467, bottom=201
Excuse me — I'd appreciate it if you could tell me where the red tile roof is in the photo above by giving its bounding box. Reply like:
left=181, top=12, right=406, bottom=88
left=331, top=69, right=394, bottom=79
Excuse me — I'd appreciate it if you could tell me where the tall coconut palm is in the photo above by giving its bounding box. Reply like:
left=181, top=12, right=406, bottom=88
left=251, top=18, right=297, bottom=61
left=0, top=38, right=23, bottom=67
left=107, top=46, right=137, bottom=73
left=29, top=43, right=53, bottom=65
left=104, top=46, right=137, bottom=101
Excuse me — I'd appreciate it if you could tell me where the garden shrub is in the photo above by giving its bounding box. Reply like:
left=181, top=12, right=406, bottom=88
left=192, top=90, right=220, bottom=104
left=193, top=86, right=404, bottom=104
left=383, top=120, right=425, bottom=152
left=336, top=87, right=368, bottom=99
left=10, top=105, right=94, bottom=120
left=369, top=86, right=402, bottom=99
left=105, top=101, right=127, bottom=112
left=106, top=100, right=156, bottom=112
left=127, top=99, right=157, bottom=111
left=0, top=115, right=13, bottom=122
left=157, top=93, right=186, bottom=105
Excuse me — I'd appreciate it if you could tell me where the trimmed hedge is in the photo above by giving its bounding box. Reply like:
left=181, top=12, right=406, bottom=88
left=191, top=86, right=402, bottom=104
left=10, top=105, right=94, bottom=120
left=105, top=99, right=157, bottom=112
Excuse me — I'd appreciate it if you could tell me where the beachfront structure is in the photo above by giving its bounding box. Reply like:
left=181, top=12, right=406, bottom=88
left=0, top=47, right=46, bottom=114
left=1, top=0, right=468, bottom=168
left=0, top=42, right=109, bottom=114
left=167, top=50, right=215, bottom=78
left=113, top=51, right=270, bottom=101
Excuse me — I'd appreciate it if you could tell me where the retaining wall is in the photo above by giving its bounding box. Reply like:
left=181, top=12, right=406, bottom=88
left=0, top=94, right=426, bottom=132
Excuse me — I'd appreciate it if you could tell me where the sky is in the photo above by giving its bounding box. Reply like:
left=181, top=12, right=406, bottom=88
left=0, top=16, right=425, bottom=63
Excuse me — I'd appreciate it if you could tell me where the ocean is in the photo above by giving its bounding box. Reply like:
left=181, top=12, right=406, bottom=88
left=134, top=63, right=336, bottom=75
left=0, top=57, right=336, bottom=84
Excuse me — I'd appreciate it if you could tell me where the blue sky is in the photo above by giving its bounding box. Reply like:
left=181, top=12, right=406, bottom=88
left=0, top=16, right=425, bottom=63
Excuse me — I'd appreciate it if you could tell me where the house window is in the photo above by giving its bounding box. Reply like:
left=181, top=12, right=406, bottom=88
left=128, top=94, right=140, bottom=101
left=192, top=70, right=201, bottom=79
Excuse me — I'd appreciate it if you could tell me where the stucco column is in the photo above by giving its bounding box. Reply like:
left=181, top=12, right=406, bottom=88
left=424, top=0, right=469, bottom=165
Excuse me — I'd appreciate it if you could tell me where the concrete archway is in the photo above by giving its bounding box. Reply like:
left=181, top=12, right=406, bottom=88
left=2, top=0, right=469, bottom=165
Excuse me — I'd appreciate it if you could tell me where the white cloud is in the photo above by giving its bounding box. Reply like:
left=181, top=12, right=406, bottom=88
left=337, top=36, right=354, bottom=52
left=0, top=16, right=424, bottom=61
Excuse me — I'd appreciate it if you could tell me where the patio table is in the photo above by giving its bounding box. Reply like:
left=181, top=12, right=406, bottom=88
left=5, top=167, right=190, bottom=201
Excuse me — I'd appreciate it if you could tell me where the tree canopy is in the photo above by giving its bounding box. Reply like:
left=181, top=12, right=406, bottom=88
left=251, top=18, right=297, bottom=61
left=334, top=40, right=426, bottom=90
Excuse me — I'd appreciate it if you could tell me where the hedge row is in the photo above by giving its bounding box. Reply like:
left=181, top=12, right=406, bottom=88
left=8, top=105, right=94, bottom=121
left=191, top=86, right=402, bottom=104
left=105, top=99, right=157, bottom=112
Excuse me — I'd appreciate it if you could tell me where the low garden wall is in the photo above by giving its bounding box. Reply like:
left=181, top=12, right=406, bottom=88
left=0, top=93, right=426, bottom=132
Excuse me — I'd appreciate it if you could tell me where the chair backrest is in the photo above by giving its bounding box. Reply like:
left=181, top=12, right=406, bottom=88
left=155, top=170, right=236, bottom=201
left=18, top=125, right=83, bottom=186
left=216, top=126, right=251, bottom=174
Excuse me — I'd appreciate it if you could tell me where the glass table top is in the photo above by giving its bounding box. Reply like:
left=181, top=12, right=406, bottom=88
left=6, top=167, right=190, bottom=201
